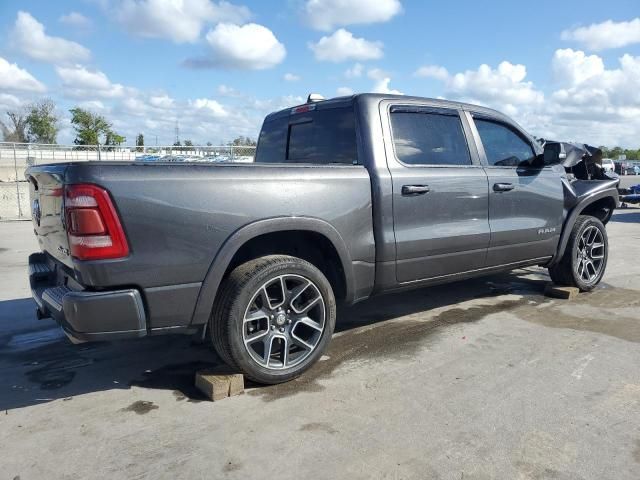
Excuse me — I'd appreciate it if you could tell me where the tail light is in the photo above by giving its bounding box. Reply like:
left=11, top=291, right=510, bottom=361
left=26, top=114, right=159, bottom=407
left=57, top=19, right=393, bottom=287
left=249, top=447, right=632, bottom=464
left=64, top=184, right=129, bottom=260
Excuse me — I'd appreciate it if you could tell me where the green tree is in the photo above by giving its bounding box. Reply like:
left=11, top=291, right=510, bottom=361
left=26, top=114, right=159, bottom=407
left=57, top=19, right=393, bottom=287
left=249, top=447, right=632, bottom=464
left=136, top=133, right=144, bottom=152
left=26, top=98, right=58, bottom=144
left=0, top=110, right=28, bottom=142
left=610, top=146, right=624, bottom=159
left=105, top=131, right=125, bottom=146
left=69, top=107, right=113, bottom=146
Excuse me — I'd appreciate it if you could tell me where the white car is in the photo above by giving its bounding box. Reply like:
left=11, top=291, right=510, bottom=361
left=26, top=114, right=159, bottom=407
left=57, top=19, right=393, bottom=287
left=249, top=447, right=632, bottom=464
left=601, top=158, right=615, bottom=173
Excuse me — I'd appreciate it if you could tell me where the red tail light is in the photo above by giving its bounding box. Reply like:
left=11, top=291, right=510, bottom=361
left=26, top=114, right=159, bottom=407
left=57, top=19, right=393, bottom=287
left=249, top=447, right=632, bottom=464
left=65, top=184, right=129, bottom=260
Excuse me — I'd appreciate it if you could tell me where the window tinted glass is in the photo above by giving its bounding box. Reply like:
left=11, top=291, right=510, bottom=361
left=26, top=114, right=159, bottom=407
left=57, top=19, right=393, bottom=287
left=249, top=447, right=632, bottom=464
left=390, top=111, right=471, bottom=166
left=255, top=107, right=357, bottom=164
left=474, top=118, right=535, bottom=167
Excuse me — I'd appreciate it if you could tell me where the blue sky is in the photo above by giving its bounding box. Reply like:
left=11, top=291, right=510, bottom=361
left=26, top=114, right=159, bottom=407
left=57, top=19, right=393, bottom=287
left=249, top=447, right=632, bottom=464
left=1, top=0, right=639, bottom=146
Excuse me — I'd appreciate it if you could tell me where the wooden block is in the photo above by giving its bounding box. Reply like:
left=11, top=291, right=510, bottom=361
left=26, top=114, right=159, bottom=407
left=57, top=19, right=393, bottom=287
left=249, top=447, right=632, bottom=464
left=544, top=283, right=580, bottom=300
left=195, top=372, right=244, bottom=401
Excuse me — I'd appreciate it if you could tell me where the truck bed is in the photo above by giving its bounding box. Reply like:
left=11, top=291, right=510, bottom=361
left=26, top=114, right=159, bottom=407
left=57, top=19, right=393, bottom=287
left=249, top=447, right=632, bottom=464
left=25, top=162, right=376, bottom=331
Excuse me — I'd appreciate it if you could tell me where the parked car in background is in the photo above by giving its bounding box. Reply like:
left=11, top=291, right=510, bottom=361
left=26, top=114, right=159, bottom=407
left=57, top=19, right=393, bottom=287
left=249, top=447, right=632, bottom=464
left=25, top=93, right=619, bottom=384
left=623, top=165, right=639, bottom=175
left=601, top=158, right=615, bottom=173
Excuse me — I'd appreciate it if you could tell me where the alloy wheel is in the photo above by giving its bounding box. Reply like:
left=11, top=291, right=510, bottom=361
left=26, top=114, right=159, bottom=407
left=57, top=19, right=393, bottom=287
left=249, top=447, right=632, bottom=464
left=575, top=225, right=605, bottom=283
left=242, top=274, right=326, bottom=370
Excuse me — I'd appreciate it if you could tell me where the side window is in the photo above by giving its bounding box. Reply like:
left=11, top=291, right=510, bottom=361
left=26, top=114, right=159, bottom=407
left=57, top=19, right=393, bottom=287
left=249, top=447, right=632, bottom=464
left=255, top=107, right=357, bottom=165
left=474, top=118, right=535, bottom=167
left=390, top=110, right=472, bottom=166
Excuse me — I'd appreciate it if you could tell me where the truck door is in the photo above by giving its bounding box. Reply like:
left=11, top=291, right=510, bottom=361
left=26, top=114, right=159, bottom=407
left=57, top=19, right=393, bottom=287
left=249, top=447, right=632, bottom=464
left=466, top=113, right=564, bottom=266
left=381, top=103, right=490, bottom=283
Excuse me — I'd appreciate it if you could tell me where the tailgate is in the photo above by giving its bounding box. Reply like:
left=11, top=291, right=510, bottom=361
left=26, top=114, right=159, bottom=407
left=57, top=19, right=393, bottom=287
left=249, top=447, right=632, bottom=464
left=25, top=164, right=74, bottom=269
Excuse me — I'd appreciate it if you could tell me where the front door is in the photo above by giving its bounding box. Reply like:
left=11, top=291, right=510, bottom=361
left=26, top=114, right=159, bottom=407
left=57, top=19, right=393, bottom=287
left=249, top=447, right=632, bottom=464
left=383, top=104, right=490, bottom=283
left=468, top=114, right=564, bottom=266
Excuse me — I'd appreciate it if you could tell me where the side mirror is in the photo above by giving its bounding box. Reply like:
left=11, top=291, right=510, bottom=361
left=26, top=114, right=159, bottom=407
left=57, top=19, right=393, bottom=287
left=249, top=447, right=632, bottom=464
left=542, top=143, right=566, bottom=165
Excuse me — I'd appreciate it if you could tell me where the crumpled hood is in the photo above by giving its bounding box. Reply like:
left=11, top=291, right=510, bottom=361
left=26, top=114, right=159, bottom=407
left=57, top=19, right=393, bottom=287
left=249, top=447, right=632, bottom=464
left=558, top=142, right=592, bottom=168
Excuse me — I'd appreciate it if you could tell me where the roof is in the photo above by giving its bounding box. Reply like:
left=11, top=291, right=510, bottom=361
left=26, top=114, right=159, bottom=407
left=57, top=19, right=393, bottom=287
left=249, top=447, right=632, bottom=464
left=264, top=92, right=510, bottom=123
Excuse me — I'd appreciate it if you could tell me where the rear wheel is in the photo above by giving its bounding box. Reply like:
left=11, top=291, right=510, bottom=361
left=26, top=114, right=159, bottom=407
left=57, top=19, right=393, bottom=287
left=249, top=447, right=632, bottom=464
left=210, top=255, right=336, bottom=384
left=548, top=215, right=608, bottom=291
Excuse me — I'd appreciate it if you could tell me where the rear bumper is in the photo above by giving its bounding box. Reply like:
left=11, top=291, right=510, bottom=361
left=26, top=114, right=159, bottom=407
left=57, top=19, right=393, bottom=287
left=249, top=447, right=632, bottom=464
left=29, top=253, right=147, bottom=342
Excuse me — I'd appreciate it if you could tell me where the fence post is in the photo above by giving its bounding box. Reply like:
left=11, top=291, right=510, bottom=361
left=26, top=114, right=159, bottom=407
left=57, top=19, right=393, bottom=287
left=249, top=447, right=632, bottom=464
left=13, top=143, right=23, bottom=218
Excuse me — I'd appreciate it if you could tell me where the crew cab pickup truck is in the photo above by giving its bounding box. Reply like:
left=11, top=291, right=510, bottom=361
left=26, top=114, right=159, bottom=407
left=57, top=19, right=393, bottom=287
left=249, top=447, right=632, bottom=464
left=26, top=93, right=619, bottom=384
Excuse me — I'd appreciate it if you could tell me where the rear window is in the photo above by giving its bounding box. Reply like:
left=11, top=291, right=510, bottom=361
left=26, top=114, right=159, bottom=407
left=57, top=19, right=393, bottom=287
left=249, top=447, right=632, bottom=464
left=255, top=106, right=357, bottom=164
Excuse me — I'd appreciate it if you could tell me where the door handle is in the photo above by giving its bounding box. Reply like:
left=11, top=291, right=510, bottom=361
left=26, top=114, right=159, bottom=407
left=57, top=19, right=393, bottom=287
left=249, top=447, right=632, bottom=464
left=493, top=182, right=515, bottom=192
left=402, top=185, right=430, bottom=196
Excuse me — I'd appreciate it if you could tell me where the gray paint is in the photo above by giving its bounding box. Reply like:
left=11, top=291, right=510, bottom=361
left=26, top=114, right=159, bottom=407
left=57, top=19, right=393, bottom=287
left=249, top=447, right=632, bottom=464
left=25, top=93, right=618, bottom=339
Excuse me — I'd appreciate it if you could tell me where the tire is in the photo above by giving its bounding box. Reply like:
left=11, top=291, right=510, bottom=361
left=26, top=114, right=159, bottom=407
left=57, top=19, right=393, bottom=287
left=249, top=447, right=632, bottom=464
left=210, top=255, right=336, bottom=384
left=548, top=215, right=608, bottom=291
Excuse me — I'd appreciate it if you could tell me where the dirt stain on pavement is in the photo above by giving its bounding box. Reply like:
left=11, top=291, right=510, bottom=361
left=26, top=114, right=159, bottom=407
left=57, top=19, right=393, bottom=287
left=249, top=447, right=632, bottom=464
left=250, top=299, right=524, bottom=401
left=222, top=461, right=242, bottom=473
left=121, top=400, right=158, bottom=415
left=633, top=439, right=640, bottom=464
left=25, top=358, right=93, bottom=390
left=299, top=422, right=338, bottom=434
left=518, top=285, right=640, bottom=344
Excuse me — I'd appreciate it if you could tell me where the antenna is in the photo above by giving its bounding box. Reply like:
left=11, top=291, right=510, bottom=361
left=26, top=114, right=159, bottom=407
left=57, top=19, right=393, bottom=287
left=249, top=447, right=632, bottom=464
left=174, top=120, right=180, bottom=145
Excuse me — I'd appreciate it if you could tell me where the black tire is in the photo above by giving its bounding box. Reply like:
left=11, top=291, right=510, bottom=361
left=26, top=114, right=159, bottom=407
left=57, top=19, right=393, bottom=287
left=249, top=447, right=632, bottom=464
left=210, top=255, right=336, bottom=384
left=548, top=215, right=608, bottom=291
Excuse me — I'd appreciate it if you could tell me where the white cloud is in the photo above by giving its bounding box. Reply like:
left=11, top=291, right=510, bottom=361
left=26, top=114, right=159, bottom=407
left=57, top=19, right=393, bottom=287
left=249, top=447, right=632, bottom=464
left=187, top=23, right=286, bottom=69
left=345, top=63, right=364, bottom=78
left=366, top=68, right=403, bottom=94
left=217, top=84, right=241, bottom=97
left=304, top=0, right=402, bottom=31
left=418, top=53, right=640, bottom=146
left=561, top=18, right=640, bottom=51
left=78, top=100, right=108, bottom=112
left=0, top=93, right=23, bottom=111
left=424, top=61, right=544, bottom=110
left=190, top=98, right=229, bottom=118
left=309, top=29, right=383, bottom=62
left=552, top=48, right=604, bottom=86
left=337, top=86, right=354, bottom=96
left=0, top=57, right=46, bottom=93
left=372, top=78, right=403, bottom=95
left=115, top=0, right=252, bottom=43
left=12, top=11, right=91, bottom=64
left=550, top=49, right=640, bottom=111
left=545, top=51, right=640, bottom=145
left=414, top=65, right=449, bottom=81
left=284, top=73, right=300, bottom=82
left=149, top=94, right=175, bottom=108
left=56, top=65, right=130, bottom=99
left=59, top=12, right=92, bottom=28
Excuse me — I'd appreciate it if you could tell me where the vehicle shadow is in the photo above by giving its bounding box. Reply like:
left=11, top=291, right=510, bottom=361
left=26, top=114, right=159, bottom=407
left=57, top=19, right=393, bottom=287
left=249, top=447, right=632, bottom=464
left=0, top=269, right=548, bottom=410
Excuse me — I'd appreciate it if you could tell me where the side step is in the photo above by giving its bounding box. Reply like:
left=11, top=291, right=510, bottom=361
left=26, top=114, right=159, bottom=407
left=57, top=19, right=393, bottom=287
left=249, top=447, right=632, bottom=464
left=28, top=262, right=52, bottom=279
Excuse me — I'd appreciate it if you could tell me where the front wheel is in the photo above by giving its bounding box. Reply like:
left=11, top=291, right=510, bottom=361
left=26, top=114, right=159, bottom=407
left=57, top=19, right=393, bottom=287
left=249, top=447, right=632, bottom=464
left=210, top=255, right=336, bottom=384
left=548, top=215, right=608, bottom=291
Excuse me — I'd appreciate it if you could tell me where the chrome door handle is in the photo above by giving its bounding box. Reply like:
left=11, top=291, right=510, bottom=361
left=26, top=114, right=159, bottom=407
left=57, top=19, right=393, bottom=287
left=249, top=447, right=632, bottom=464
left=493, top=183, right=515, bottom=192
left=402, top=185, right=430, bottom=196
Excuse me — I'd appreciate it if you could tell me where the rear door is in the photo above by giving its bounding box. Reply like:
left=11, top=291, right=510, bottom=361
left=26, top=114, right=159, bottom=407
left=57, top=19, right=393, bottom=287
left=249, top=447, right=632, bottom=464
left=381, top=103, right=490, bottom=283
left=466, top=113, right=563, bottom=266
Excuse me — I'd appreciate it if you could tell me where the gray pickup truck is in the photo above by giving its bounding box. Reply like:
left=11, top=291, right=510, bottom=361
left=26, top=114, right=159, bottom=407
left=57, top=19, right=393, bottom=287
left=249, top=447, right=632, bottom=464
left=26, top=93, right=619, bottom=384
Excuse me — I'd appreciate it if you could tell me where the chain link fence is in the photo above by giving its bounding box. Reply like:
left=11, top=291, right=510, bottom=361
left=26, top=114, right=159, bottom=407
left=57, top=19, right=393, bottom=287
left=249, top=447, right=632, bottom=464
left=0, top=142, right=256, bottom=220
